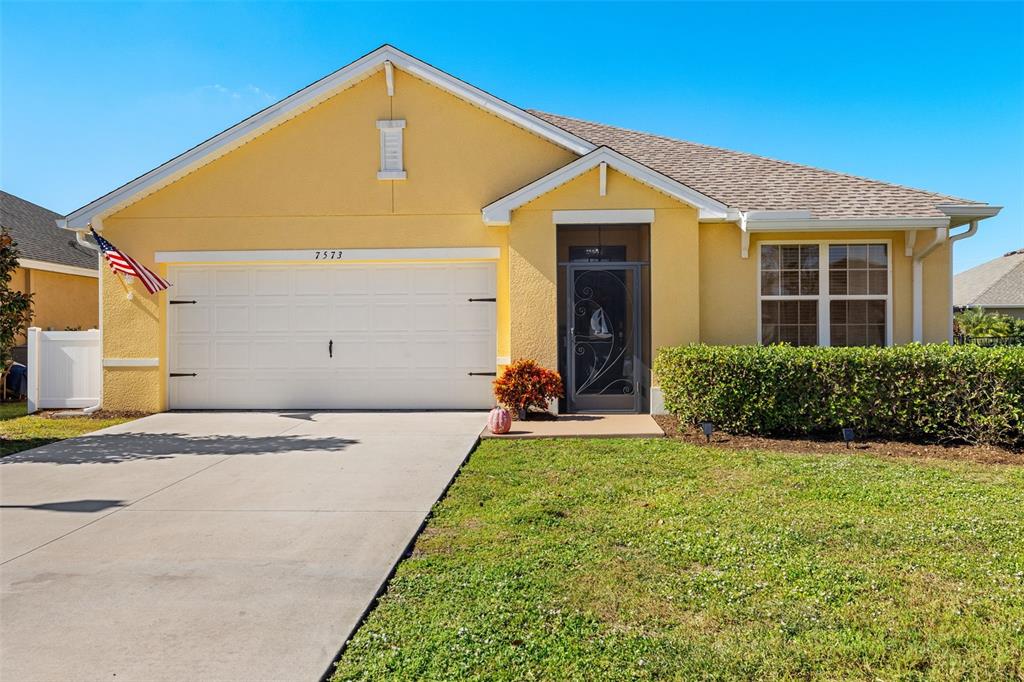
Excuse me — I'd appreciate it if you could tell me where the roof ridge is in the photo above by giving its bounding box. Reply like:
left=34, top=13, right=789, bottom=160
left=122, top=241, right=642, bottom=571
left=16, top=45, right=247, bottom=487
left=528, top=110, right=974, bottom=206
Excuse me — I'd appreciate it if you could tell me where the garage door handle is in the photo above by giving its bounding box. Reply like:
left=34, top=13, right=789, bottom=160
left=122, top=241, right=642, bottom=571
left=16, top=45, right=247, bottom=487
left=467, top=298, right=496, bottom=302
left=169, top=373, right=197, bottom=377
left=169, top=300, right=197, bottom=305
left=328, top=339, right=333, bottom=358
left=468, top=372, right=497, bottom=376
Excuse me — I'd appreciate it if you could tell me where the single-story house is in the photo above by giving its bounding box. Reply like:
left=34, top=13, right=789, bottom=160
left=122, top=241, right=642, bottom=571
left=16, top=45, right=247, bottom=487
left=954, top=248, right=1024, bottom=319
left=2, top=190, right=98, bottom=359
left=57, top=45, right=1001, bottom=414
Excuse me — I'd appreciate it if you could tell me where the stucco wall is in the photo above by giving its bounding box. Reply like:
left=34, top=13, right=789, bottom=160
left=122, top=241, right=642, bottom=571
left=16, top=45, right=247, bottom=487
left=9, top=266, right=98, bottom=345
left=98, top=66, right=574, bottom=411
left=699, top=228, right=951, bottom=345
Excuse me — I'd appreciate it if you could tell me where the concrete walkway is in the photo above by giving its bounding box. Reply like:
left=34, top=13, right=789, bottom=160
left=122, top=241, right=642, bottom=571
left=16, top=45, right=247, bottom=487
left=481, top=413, right=664, bottom=439
left=0, top=411, right=485, bottom=682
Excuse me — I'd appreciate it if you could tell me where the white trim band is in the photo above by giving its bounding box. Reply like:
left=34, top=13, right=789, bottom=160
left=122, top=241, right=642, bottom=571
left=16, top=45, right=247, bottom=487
left=18, top=259, right=99, bottom=278
left=155, top=247, right=501, bottom=263
left=103, top=358, right=159, bottom=367
left=552, top=209, right=655, bottom=225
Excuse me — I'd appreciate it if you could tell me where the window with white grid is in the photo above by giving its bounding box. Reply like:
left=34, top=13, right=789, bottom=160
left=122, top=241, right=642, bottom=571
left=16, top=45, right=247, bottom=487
left=759, top=242, right=890, bottom=347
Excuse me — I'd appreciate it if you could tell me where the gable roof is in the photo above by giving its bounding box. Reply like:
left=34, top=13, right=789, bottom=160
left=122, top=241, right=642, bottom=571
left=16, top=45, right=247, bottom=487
left=1, top=191, right=97, bottom=270
left=531, top=111, right=984, bottom=221
left=60, top=45, right=595, bottom=230
left=483, top=146, right=729, bottom=225
left=954, top=249, right=1024, bottom=307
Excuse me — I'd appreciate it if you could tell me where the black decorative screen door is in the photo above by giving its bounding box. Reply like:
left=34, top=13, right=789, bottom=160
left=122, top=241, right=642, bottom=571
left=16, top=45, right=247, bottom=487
left=566, top=264, right=642, bottom=412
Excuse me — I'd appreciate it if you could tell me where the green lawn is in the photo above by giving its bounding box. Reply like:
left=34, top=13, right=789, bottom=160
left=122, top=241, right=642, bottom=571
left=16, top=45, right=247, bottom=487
left=333, top=438, right=1024, bottom=681
left=0, top=402, right=133, bottom=456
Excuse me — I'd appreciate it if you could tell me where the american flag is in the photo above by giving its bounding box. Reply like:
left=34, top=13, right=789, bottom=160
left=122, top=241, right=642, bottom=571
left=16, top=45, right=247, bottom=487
left=90, top=229, right=171, bottom=294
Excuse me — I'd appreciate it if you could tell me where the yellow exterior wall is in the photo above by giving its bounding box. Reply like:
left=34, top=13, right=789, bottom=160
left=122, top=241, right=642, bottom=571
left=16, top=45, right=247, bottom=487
left=99, top=66, right=575, bottom=411
left=508, top=167, right=701, bottom=370
left=699, top=228, right=951, bottom=345
left=92, top=61, right=957, bottom=413
left=9, top=266, right=98, bottom=344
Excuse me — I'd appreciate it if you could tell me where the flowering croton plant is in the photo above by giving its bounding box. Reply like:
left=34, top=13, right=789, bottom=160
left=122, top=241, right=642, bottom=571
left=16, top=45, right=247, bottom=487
left=493, top=359, right=564, bottom=414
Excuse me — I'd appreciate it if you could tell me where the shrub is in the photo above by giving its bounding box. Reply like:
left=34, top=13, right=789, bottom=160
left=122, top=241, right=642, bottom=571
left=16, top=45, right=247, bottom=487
left=654, top=344, right=1024, bottom=448
left=955, top=307, right=1024, bottom=338
left=493, top=359, right=563, bottom=414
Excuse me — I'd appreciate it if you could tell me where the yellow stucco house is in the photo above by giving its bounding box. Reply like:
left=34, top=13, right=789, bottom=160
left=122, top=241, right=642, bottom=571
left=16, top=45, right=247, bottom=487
left=57, top=46, right=1001, bottom=414
left=3, top=191, right=99, bottom=358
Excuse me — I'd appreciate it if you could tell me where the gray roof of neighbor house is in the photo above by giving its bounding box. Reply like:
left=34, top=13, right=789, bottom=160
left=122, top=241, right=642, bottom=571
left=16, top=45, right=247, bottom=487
left=954, top=249, right=1024, bottom=308
left=531, top=111, right=980, bottom=219
left=1, top=190, right=97, bottom=270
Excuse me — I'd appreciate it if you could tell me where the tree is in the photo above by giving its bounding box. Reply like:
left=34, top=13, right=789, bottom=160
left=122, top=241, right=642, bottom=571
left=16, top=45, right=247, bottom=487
left=0, top=229, right=33, bottom=366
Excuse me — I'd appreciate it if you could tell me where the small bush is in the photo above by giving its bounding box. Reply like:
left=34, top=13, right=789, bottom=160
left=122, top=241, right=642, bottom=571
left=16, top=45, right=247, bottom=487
left=493, top=359, right=563, bottom=413
left=654, top=344, right=1024, bottom=447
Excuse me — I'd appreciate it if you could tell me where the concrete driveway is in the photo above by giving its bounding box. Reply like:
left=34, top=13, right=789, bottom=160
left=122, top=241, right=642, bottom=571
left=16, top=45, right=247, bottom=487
left=0, top=411, right=485, bottom=682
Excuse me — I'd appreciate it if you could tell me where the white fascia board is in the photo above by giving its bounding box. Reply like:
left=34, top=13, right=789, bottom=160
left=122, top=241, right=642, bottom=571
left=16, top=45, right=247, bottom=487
left=155, top=246, right=501, bottom=263
left=552, top=209, right=655, bottom=224
left=18, top=258, right=99, bottom=278
left=482, top=147, right=730, bottom=225
left=936, top=204, right=1002, bottom=219
left=62, top=45, right=596, bottom=231
left=744, top=217, right=950, bottom=232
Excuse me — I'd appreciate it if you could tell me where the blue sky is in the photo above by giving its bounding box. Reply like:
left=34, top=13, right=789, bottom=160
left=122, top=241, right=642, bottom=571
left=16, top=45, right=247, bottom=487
left=2, top=1, right=1021, bottom=271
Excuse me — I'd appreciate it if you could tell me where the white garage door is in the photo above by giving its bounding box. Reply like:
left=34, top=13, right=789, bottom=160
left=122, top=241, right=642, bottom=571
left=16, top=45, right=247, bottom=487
left=167, top=262, right=497, bottom=409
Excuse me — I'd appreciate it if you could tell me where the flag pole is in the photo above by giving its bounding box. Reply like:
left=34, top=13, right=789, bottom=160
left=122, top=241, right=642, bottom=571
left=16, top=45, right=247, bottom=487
left=114, top=271, right=134, bottom=300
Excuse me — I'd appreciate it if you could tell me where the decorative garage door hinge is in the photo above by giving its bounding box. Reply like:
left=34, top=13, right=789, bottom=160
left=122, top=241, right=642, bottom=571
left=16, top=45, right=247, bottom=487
left=467, top=297, right=496, bottom=302
left=169, top=300, right=197, bottom=305
left=169, top=373, right=198, bottom=377
left=467, top=371, right=497, bottom=376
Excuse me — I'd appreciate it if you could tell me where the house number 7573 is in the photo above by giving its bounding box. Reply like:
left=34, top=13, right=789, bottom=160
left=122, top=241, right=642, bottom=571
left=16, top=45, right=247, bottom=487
left=313, top=250, right=344, bottom=260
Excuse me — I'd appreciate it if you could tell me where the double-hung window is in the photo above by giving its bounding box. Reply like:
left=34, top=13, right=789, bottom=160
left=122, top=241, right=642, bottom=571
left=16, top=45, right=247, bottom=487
left=759, top=242, right=890, bottom=347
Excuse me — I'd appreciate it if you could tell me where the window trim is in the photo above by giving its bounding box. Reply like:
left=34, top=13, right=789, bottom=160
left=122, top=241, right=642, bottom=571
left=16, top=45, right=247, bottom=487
left=756, top=239, right=893, bottom=347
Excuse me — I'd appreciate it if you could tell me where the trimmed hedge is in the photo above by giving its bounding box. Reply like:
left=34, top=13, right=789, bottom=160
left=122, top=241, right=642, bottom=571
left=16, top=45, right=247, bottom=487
left=654, top=344, right=1024, bottom=447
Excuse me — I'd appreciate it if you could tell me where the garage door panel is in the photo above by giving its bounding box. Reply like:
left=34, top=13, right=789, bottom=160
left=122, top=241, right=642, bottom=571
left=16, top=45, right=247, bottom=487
left=292, top=303, right=332, bottom=331
left=370, top=268, right=411, bottom=294
left=412, top=303, right=453, bottom=331
left=174, top=341, right=211, bottom=370
left=454, top=264, right=493, bottom=294
left=294, top=270, right=332, bottom=296
left=332, top=268, right=369, bottom=294
left=214, top=305, right=250, bottom=333
left=252, top=304, right=291, bottom=332
left=372, top=304, right=412, bottom=331
left=253, top=268, right=289, bottom=294
left=175, top=306, right=211, bottom=334
left=455, top=303, right=493, bottom=332
left=169, top=261, right=496, bottom=409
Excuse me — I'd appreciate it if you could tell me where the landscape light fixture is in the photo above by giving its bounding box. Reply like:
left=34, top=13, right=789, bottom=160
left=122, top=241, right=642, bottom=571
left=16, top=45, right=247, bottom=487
left=700, top=421, right=715, bottom=443
left=841, top=427, right=855, bottom=448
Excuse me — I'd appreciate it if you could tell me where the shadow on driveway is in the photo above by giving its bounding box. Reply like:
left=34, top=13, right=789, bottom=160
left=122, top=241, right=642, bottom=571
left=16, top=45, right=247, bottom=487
left=0, top=432, right=359, bottom=466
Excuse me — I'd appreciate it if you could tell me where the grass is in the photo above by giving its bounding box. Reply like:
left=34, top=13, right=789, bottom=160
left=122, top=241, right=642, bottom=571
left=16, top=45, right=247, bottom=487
left=0, top=402, right=133, bottom=457
left=333, top=438, right=1024, bottom=681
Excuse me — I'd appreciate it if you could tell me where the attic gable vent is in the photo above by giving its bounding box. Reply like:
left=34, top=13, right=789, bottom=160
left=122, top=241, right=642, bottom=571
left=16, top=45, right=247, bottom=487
left=377, top=119, right=407, bottom=180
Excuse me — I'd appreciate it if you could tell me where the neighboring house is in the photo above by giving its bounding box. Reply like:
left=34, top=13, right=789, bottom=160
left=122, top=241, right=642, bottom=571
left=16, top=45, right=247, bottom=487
left=2, top=190, right=98, bottom=357
left=56, top=45, right=1001, bottom=414
left=954, top=248, right=1024, bottom=319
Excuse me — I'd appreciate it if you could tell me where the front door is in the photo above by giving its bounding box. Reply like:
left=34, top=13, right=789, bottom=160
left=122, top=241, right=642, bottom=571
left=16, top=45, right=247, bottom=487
left=566, top=264, right=642, bottom=412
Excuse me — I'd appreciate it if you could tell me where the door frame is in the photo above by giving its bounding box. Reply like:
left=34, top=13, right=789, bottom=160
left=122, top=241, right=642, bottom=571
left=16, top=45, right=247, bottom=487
left=563, top=262, right=643, bottom=414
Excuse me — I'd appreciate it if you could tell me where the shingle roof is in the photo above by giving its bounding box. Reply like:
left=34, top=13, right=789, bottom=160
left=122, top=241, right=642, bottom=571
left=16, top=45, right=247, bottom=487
left=530, top=111, right=980, bottom=219
left=0, top=190, right=97, bottom=270
left=954, top=249, right=1024, bottom=307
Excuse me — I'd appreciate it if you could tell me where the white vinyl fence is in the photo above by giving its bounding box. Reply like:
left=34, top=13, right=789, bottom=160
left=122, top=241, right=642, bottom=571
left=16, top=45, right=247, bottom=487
left=26, top=328, right=101, bottom=413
